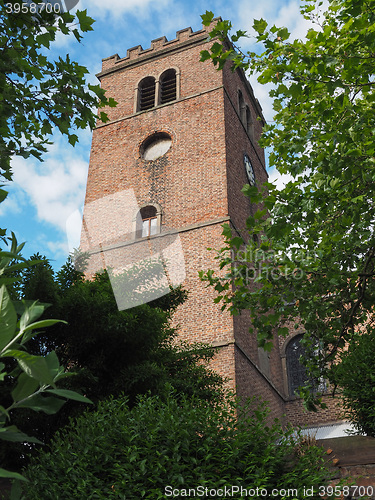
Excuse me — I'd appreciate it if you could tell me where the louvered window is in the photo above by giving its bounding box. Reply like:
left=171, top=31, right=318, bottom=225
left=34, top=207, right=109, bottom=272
left=160, top=69, right=176, bottom=104
left=139, top=77, right=156, bottom=111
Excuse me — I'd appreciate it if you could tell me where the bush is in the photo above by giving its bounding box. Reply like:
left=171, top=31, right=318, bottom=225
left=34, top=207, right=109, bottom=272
left=2, top=261, right=223, bottom=472
left=22, top=391, right=332, bottom=499
left=334, top=330, right=375, bottom=436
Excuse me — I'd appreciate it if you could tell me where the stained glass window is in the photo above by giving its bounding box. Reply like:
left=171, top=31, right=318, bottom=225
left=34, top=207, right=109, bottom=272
left=286, top=335, right=309, bottom=396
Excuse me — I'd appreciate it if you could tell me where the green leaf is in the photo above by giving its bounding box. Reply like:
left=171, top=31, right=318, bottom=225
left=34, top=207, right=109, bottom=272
left=68, top=134, right=78, bottom=146
left=232, top=30, right=247, bottom=42
left=36, top=32, right=53, bottom=48
left=0, top=426, right=43, bottom=444
left=0, top=285, right=17, bottom=353
left=230, top=237, right=244, bottom=250
left=11, top=372, right=40, bottom=403
left=0, top=189, right=8, bottom=204
left=10, top=479, right=24, bottom=500
left=22, top=318, right=66, bottom=335
left=222, top=223, right=232, bottom=239
left=0, top=468, right=27, bottom=482
left=46, top=389, right=93, bottom=404
left=241, top=184, right=262, bottom=203
left=200, top=50, right=211, bottom=62
left=17, top=394, right=66, bottom=414
left=277, top=27, right=290, bottom=40
left=44, top=350, right=60, bottom=379
left=18, top=301, right=46, bottom=333
left=0, top=405, right=9, bottom=418
left=201, top=11, right=215, bottom=26
left=3, top=350, right=55, bottom=386
left=253, top=18, right=268, bottom=35
left=76, top=10, right=95, bottom=32
left=210, top=41, right=223, bottom=56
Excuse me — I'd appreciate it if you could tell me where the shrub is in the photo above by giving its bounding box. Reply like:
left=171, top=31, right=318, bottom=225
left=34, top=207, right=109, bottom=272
left=3, top=261, right=223, bottom=471
left=22, top=391, right=332, bottom=499
left=334, top=331, right=375, bottom=436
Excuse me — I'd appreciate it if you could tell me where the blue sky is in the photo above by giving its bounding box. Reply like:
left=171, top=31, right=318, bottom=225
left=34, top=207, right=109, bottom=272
left=2, top=0, right=315, bottom=270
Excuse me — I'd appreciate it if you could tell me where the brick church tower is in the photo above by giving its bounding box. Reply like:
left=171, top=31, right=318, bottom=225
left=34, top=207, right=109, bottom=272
left=81, top=19, right=344, bottom=432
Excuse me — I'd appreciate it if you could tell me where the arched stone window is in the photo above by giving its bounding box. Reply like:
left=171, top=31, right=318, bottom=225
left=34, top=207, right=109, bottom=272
left=285, top=334, right=326, bottom=397
left=136, top=204, right=162, bottom=238
left=286, top=334, right=309, bottom=396
left=138, top=76, right=156, bottom=111
left=160, top=69, right=177, bottom=104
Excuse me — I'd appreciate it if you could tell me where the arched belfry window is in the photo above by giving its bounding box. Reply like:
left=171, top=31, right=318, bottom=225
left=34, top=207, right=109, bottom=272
left=160, top=69, right=177, bottom=104
left=286, top=335, right=309, bottom=396
left=138, top=77, right=156, bottom=111
left=136, top=204, right=162, bottom=238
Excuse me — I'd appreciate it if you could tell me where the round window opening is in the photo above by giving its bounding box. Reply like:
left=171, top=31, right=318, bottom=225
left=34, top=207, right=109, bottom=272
left=141, top=132, right=172, bottom=161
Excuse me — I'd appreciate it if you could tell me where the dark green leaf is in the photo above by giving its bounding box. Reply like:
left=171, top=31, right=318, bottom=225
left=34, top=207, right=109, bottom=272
left=17, top=394, right=66, bottom=414
left=0, top=285, right=17, bottom=353
left=46, top=389, right=93, bottom=404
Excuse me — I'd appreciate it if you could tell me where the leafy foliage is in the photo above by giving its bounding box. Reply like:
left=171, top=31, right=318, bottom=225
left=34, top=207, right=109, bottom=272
left=22, top=391, right=332, bottom=499
left=334, top=330, right=375, bottom=436
left=0, top=0, right=116, bottom=216
left=20, top=257, right=223, bottom=403
left=0, top=236, right=92, bottom=482
left=1, top=256, right=224, bottom=470
left=0, top=0, right=118, bottom=480
left=200, top=0, right=375, bottom=413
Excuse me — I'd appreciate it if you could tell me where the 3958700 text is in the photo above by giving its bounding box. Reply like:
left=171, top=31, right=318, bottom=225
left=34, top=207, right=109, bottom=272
left=5, top=2, right=62, bottom=14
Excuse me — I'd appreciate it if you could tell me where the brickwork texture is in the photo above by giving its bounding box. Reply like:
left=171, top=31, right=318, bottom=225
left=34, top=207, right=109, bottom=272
left=82, top=19, right=342, bottom=428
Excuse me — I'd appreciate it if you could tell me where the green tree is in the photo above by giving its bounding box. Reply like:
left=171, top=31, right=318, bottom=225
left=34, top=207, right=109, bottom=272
left=0, top=0, right=115, bottom=216
left=1, top=256, right=224, bottom=467
left=334, top=329, right=375, bottom=436
left=0, top=0, right=116, bottom=481
left=21, top=391, right=332, bottom=500
left=0, top=237, right=92, bottom=483
left=200, top=0, right=375, bottom=413
left=21, top=257, right=223, bottom=404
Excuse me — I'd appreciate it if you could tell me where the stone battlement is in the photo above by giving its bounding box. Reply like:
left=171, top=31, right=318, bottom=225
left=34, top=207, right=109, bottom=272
left=100, top=19, right=220, bottom=75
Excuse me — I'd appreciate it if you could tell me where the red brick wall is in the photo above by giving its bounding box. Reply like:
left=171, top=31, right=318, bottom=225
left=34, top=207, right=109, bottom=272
left=82, top=21, right=344, bottom=426
left=285, top=396, right=342, bottom=427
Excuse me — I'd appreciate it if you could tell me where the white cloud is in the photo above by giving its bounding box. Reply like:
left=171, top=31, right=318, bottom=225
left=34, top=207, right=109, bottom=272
left=0, top=187, right=26, bottom=217
left=10, top=137, right=88, bottom=234
left=249, top=78, right=275, bottom=124
left=275, top=0, right=311, bottom=41
left=231, top=0, right=315, bottom=49
left=51, top=24, right=77, bottom=48
left=268, top=166, right=294, bottom=190
left=45, top=238, right=71, bottom=261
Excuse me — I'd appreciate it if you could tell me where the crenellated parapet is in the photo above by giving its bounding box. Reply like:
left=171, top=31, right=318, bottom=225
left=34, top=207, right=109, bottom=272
left=99, top=20, right=220, bottom=77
